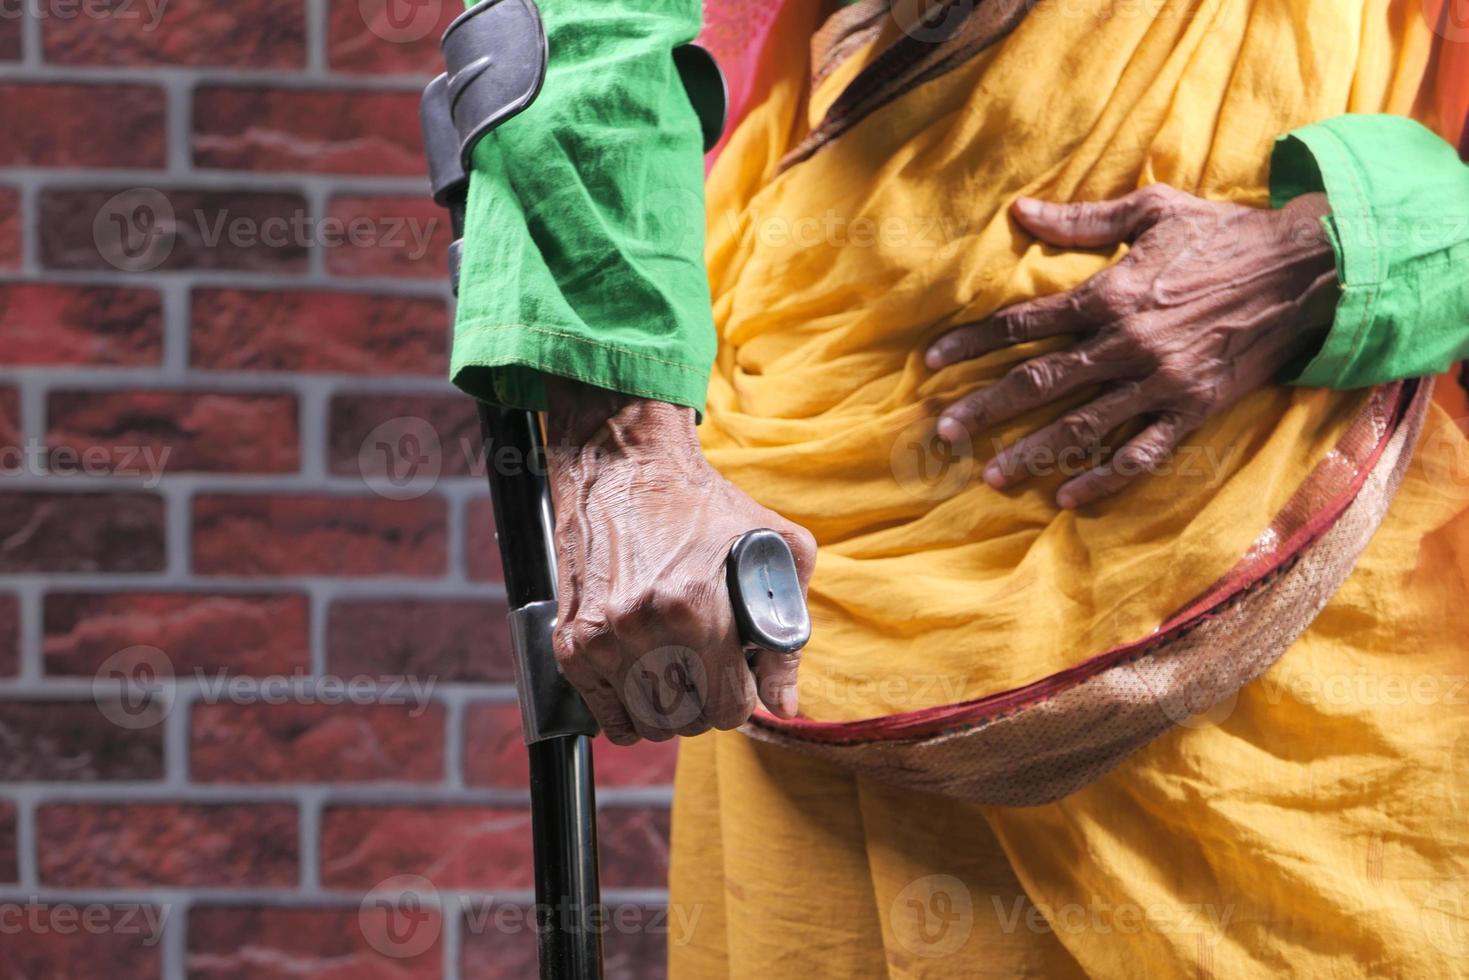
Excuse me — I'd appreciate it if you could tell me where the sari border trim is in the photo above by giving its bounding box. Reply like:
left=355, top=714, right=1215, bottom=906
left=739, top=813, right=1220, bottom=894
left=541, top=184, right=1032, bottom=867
left=750, top=380, right=1421, bottom=746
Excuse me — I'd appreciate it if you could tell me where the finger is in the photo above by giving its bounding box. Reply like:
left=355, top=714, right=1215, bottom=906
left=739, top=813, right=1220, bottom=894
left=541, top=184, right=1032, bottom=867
left=752, top=646, right=801, bottom=720
left=926, top=290, right=1097, bottom=369
left=1056, top=412, right=1197, bottom=508
left=936, top=347, right=1124, bottom=444
left=1012, top=185, right=1181, bottom=249
left=702, top=649, right=758, bottom=730
left=620, top=645, right=702, bottom=743
left=583, top=679, right=641, bottom=746
left=983, top=383, right=1149, bottom=490
left=773, top=522, right=818, bottom=591
left=670, top=646, right=713, bottom=738
left=560, top=653, right=641, bottom=745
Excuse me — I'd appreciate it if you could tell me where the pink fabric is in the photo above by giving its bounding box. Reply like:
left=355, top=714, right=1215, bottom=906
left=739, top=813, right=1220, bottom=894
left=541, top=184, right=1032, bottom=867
left=697, top=0, right=791, bottom=164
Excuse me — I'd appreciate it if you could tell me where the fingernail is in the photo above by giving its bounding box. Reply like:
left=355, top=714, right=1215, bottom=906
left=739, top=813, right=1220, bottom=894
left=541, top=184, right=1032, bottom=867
left=935, top=417, right=962, bottom=444
left=777, top=685, right=799, bottom=719
left=983, top=462, right=1005, bottom=488
left=1012, top=197, right=1039, bottom=217
left=924, top=347, right=945, bottom=370
left=1057, top=490, right=1077, bottom=509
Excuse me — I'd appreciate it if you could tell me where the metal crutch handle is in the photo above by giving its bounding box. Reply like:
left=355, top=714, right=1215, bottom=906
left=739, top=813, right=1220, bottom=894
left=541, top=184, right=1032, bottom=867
left=726, top=529, right=812, bottom=657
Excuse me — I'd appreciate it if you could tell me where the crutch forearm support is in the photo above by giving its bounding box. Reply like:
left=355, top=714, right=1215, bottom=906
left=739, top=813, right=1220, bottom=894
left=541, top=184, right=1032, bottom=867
left=418, top=8, right=791, bottom=977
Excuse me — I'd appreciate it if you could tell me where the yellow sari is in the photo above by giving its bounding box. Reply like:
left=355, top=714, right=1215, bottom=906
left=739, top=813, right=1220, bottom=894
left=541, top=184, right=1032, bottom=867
left=671, top=0, right=1469, bottom=975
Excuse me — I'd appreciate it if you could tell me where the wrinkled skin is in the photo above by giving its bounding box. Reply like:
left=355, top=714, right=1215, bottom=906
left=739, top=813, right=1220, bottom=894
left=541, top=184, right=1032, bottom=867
left=543, top=377, right=817, bottom=745
left=928, top=185, right=1339, bottom=508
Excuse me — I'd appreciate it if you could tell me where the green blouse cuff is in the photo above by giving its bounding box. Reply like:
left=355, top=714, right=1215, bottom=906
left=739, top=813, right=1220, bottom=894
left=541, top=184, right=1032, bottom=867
left=1270, top=114, right=1469, bottom=389
left=450, top=0, right=715, bottom=416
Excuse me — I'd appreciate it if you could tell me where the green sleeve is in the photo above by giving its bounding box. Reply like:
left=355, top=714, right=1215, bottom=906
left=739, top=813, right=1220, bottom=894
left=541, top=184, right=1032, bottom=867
left=1270, top=114, right=1469, bottom=389
left=451, top=0, right=715, bottom=415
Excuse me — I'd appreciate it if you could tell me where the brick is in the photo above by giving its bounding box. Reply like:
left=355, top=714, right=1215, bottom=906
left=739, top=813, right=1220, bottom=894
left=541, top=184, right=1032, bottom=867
left=329, top=393, right=479, bottom=479
left=460, top=904, right=668, bottom=980
left=44, top=0, right=305, bottom=68
left=190, top=288, right=447, bottom=375
left=37, top=803, right=298, bottom=887
left=40, top=188, right=310, bottom=274
left=465, top=703, right=677, bottom=790
left=194, top=87, right=423, bottom=175
left=47, top=390, right=299, bottom=474
left=464, top=499, right=505, bottom=583
left=320, top=806, right=533, bottom=890
left=0, top=186, right=20, bottom=268
left=1, top=904, right=164, bottom=979
left=0, top=701, right=165, bottom=781
left=327, top=599, right=512, bottom=683
left=189, top=906, right=442, bottom=980
left=0, top=385, right=18, bottom=453
left=0, top=283, right=162, bottom=367
left=44, top=592, right=309, bottom=678
left=328, top=0, right=461, bottom=75
left=0, top=801, right=15, bottom=882
left=0, top=492, right=164, bottom=573
left=0, top=593, right=16, bottom=677
left=598, top=807, right=672, bottom=889
left=324, top=196, right=450, bottom=279
left=194, top=495, right=446, bottom=577
left=0, top=83, right=164, bottom=167
left=0, top=13, right=19, bottom=60
left=462, top=702, right=526, bottom=789
left=191, top=703, right=445, bottom=784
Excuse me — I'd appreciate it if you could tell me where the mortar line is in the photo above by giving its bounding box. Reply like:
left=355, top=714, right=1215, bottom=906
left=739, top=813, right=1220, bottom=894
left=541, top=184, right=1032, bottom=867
left=15, top=575, right=41, bottom=683
left=19, top=0, right=40, bottom=66
left=304, top=0, right=327, bottom=76
left=298, top=790, right=322, bottom=891
left=443, top=898, right=463, bottom=980
left=159, top=278, right=190, bottom=375
left=165, top=72, right=192, bottom=176
left=17, top=179, right=38, bottom=275
left=0, top=65, right=431, bottom=89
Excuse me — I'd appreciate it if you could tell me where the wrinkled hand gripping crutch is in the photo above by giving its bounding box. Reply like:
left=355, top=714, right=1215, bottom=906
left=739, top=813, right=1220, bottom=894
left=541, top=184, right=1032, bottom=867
left=418, top=3, right=810, bottom=978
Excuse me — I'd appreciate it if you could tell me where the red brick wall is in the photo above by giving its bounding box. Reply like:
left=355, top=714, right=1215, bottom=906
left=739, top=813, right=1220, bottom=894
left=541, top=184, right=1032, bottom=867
left=0, top=2, right=676, bottom=976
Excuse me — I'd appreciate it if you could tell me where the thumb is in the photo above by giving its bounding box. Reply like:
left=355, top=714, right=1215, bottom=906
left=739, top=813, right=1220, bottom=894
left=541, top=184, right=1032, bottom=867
left=1012, top=185, right=1177, bottom=248
left=752, top=646, right=801, bottom=719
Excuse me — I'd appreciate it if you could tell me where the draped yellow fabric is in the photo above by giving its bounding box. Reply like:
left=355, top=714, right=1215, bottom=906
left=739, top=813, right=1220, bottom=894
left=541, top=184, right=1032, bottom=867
left=669, top=0, right=1469, bottom=976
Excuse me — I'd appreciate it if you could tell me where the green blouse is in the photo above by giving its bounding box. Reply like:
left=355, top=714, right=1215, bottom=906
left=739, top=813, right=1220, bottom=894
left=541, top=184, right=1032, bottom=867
left=451, top=2, right=1469, bottom=412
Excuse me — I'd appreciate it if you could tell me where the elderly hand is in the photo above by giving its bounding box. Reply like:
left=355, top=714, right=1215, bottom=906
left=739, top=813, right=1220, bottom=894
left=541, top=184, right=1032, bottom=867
left=926, top=185, right=1339, bottom=508
left=542, top=378, right=816, bottom=745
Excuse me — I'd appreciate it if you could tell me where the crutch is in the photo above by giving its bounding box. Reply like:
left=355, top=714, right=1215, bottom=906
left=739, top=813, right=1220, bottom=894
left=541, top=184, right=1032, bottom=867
left=418, top=3, right=810, bottom=977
